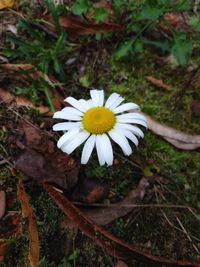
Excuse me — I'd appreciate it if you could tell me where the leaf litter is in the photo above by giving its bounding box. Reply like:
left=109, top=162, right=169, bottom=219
left=44, top=183, right=199, bottom=267
left=14, top=119, right=80, bottom=191
left=17, top=180, right=40, bottom=267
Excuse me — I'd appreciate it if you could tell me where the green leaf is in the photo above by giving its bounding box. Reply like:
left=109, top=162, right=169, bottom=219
left=172, top=33, right=192, bottom=65
left=53, top=33, right=66, bottom=55
left=71, top=0, right=92, bottom=16
left=175, top=0, right=190, bottom=10
left=93, top=8, right=108, bottom=23
left=138, top=4, right=164, bottom=20
left=112, top=0, right=122, bottom=12
left=190, top=17, right=200, bottom=32
left=45, top=0, right=61, bottom=33
left=144, top=40, right=171, bottom=53
left=114, top=40, right=133, bottom=60
left=133, top=39, right=143, bottom=53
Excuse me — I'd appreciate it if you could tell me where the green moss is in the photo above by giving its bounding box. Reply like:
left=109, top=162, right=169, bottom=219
left=4, top=235, right=29, bottom=267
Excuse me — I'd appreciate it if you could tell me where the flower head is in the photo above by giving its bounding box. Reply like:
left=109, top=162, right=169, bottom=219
left=53, top=90, right=147, bottom=166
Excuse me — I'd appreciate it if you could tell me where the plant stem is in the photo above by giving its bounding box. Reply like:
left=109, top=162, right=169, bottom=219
left=44, top=86, right=55, bottom=112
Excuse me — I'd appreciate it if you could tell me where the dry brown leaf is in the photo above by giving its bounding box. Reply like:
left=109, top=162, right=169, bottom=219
left=0, top=212, right=21, bottom=238
left=70, top=177, right=110, bottom=204
left=191, top=100, right=200, bottom=117
left=82, top=178, right=149, bottom=225
left=114, top=260, right=129, bottom=267
left=0, top=0, right=16, bottom=10
left=143, top=113, right=200, bottom=150
left=44, top=14, right=123, bottom=36
left=146, top=76, right=172, bottom=91
left=0, top=191, right=6, bottom=219
left=0, top=241, right=7, bottom=264
left=44, top=183, right=199, bottom=267
left=14, top=119, right=79, bottom=190
left=0, top=88, right=50, bottom=114
left=17, top=180, right=40, bottom=267
left=0, top=63, right=34, bottom=72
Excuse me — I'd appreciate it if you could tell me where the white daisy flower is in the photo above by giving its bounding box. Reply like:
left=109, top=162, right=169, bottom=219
left=53, top=89, right=147, bottom=166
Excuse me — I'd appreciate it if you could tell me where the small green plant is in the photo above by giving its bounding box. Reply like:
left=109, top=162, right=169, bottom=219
left=58, top=249, right=80, bottom=267
left=113, top=0, right=193, bottom=65
left=3, top=0, right=72, bottom=110
left=70, top=0, right=108, bottom=22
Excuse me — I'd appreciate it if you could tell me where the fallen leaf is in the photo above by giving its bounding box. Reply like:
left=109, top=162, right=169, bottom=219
left=0, top=63, right=33, bottom=72
left=17, top=180, right=40, bottom=267
left=191, top=100, right=200, bottom=117
left=0, top=241, right=7, bottom=264
left=0, top=212, right=21, bottom=238
left=44, top=183, right=199, bottom=267
left=70, top=177, right=110, bottom=204
left=143, top=113, right=200, bottom=150
left=114, top=260, right=129, bottom=267
left=0, top=0, right=16, bottom=10
left=14, top=120, right=79, bottom=191
left=44, top=14, right=123, bottom=36
left=146, top=76, right=172, bottom=91
left=0, top=88, right=50, bottom=114
left=82, top=178, right=149, bottom=225
left=0, top=191, right=6, bottom=219
left=15, top=149, right=79, bottom=190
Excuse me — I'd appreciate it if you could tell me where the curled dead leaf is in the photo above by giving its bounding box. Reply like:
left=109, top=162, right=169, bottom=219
left=17, top=180, right=40, bottom=267
left=143, top=113, right=200, bottom=150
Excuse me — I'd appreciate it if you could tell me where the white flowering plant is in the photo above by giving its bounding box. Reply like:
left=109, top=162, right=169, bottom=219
left=53, top=89, right=147, bottom=166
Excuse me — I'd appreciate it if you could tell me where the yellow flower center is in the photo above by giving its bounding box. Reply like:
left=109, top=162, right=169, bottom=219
left=82, top=107, right=116, bottom=134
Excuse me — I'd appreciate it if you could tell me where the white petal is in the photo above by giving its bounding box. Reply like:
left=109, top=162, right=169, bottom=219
left=87, top=99, right=93, bottom=107
left=61, top=131, right=90, bottom=154
left=114, top=126, right=138, bottom=146
left=108, top=129, right=132, bottom=156
left=96, top=135, right=106, bottom=166
left=53, top=122, right=81, bottom=131
left=113, top=103, right=139, bottom=114
left=90, top=90, right=99, bottom=106
left=116, top=123, right=144, bottom=138
left=117, top=113, right=146, bottom=121
left=98, top=90, right=104, bottom=106
left=100, top=134, right=113, bottom=165
left=109, top=96, right=124, bottom=110
left=117, top=118, right=147, bottom=127
left=81, top=135, right=96, bottom=164
left=57, top=128, right=80, bottom=148
left=64, top=96, right=85, bottom=112
left=53, top=111, right=81, bottom=121
left=79, top=99, right=90, bottom=111
left=105, top=93, right=120, bottom=108
left=61, top=107, right=83, bottom=116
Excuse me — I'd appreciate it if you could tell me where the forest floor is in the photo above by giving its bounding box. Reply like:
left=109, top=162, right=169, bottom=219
left=0, top=1, right=200, bottom=267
